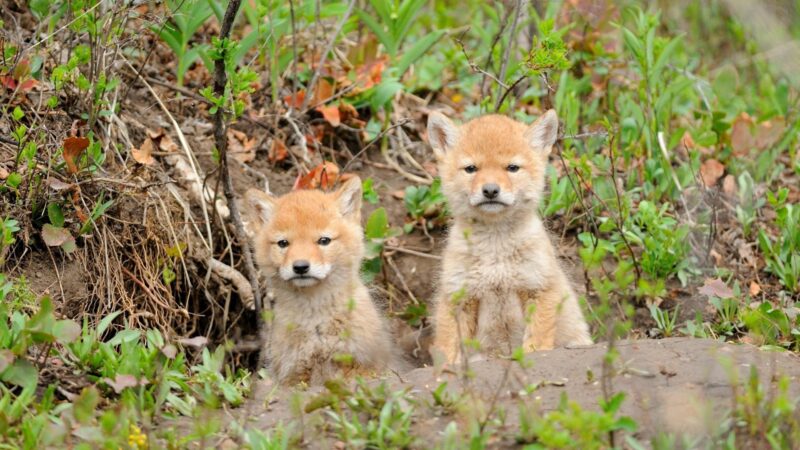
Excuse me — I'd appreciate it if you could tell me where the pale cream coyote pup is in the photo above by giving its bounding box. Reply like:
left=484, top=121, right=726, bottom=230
left=246, top=177, right=392, bottom=384
left=427, top=110, right=593, bottom=363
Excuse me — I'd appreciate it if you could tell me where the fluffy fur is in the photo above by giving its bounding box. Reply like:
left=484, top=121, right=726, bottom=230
left=427, top=110, right=593, bottom=363
left=245, top=177, right=392, bottom=384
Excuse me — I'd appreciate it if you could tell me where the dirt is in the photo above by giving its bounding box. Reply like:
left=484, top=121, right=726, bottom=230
left=229, top=338, right=800, bottom=447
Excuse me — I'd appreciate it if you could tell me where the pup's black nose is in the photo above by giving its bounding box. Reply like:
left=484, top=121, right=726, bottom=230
left=292, top=260, right=310, bottom=275
left=482, top=183, right=500, bottom=199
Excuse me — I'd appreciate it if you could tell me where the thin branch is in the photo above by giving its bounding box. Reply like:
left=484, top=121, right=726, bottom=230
left=212, top=0, right=263, bottom=314
left=495, top=0, right=525, bottom=111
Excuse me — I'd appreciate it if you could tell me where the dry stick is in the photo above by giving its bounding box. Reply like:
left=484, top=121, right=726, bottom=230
left=298, top=0, right=357, bottom=112
left=495, top=0, right=525, bottom=111
left=212, top=0, right=262, bottom=315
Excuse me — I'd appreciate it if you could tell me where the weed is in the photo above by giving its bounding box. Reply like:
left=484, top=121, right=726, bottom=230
left=403, top=178, right=447, bottom=232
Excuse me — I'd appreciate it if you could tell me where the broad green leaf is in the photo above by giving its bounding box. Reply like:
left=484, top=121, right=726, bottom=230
left=0, top=358, right=38, bottom=388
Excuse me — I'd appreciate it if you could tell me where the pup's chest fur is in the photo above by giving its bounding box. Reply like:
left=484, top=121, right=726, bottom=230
left=443, top=216, right=552, bottom=297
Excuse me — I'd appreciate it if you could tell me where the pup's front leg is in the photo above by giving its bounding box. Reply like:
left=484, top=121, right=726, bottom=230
left=431, top=293, right=477, bottom=364
left=521, top=286, right=562, bottom=352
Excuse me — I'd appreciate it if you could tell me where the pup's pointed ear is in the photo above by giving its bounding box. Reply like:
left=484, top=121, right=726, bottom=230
left=245, top=188, right=276, bottom=226
left=524, top=109, right=559, bottom=155
left=427, top=111, right=460, bottom=158
left=336, top=176, right=362, bottom=221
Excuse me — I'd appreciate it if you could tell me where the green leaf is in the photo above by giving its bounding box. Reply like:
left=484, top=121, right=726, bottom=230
left=47, top=203, right=65, bottom=227
left=356, top=9, right=396, bottom=56
left=395, top=30, right=446, bottom=76
left=370, top=78, right=403, bottom=110
left=52, top=319, right=81, bottom=344
left=0, top=358, right=38, bottom=388
left=73, top=386, right=100, bottom=424
left=365, top=208, right=390, bottom=239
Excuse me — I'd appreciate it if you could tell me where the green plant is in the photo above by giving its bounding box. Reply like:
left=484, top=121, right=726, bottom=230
left=403, top=178, right=448, bottom=232
left=649, top=304, right=679, bottom=338
left=516, top=392, right=637, bottom=449
left=152, top=0, right=215, bottom=87
left=758, top=189, right=799, bottom=293
left=0, top=218, right=20, bottom=267
left=0, top=296, right=80, bottom=388
left=307, top=379, right=416, bottom=449
left=362, top=207, right=401, bottom=282
left=357, top=0, right=447, bottom=111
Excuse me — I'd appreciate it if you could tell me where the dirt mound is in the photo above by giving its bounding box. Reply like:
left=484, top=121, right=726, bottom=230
left=233, top=338, right=800, bottom=447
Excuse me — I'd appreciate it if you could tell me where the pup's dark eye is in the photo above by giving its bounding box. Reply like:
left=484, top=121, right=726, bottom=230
left=507, top=164, right=520, bottom=173
left=464, top=165, right=478, bottom=174
left=277, top=240, right=289, bottom=248
left=317, top=237, right=331, bottom=246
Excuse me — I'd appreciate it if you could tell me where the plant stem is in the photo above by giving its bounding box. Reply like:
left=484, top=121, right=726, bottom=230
left=212, top=0, right=262, bottom=314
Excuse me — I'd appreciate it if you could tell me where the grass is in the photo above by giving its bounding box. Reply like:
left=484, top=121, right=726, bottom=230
left=1, top=0, right=799, bottom=447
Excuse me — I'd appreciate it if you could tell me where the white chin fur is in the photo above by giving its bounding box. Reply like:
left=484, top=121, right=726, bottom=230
left=290, top=277, right=320, bottom=287
left=477, top=203, right=507, bottom=213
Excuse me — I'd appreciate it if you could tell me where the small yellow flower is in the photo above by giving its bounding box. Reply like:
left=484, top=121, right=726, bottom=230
left=127, top=424, right=148, bottom=449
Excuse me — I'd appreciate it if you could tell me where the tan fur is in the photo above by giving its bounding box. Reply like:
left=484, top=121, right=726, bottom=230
left=245, top=177, right=392, bottom=384
left=427, top=111, right=593, bottom=363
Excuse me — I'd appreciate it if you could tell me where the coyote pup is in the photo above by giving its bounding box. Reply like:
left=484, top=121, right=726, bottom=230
left=427, top=110, right=593, bottom=363
left=246, top=177, right=391, bottom=384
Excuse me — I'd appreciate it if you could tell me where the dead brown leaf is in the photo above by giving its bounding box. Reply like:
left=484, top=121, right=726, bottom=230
left=268, top=139, right=288, bottom=164
left=159, top=133, right=179, bottom=152
left=730, top=113, right=755, bottom=156
left=698, top=278, right=734, bottom=299
left=63, top=136, right=90, bottom=174
left=0, top=166, right=8, bottom=180
left=316, top=104, right=341, bottom=127
left=700, top=159, right=725, bottom=187
left=228, top=129, right=257, bottom=163
left=131, top=138, right=156, bottom=165
left=294, top=161, right=340, bottom=190
left=722, top=174, right=736, bottom=195
left=749, top=281, right=761, bottom=297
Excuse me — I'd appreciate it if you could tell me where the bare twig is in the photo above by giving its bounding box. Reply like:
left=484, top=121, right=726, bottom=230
left=209, top=258, right=255, bottom=310
left=455, top=33, right=508, bottom=90
left=212, top=0, right=263, bottom=314
left=495, top=0, right=525, bottom=111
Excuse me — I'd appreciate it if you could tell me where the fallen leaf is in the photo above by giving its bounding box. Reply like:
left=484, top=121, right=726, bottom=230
left=268, top=139, right=288, bottom=163
left=730, top=113, right=755, bottom=156
left=161, top=344, right=177, bottom=359
left=42, top=224, right=71, bottom=247
left=227, top=129, right=257, bottom=163
left=146, top=128, right=165, bottom=140
left=293, top=161, right=340, bottom=190
left=178, top=336, right=208, bottom=347
left=63, top=136, right=90, bottom=174
left=283, top=90, right=306, bottom=109
left=0, top=166, right=8, bottom=180
left=316, top=104, right=341, bottom=127
left=338, top=102, right=359, bottom=123
left=698, top=278, right=734, bottom=299
left=131, top=138, right=155, bottom=165
left=699, top=159, right=725, bottom=187
left=354, top=56, right=387, bottom=90
left=722, top=174, right=736, bottom=195
left=391, top=190, right=405, bottom=200
left=159, top=134, right=178, bottom=152
left=755, top=118, right=785, bottom=150
left=104, top=374, right=144, bottom=394
left=47, top=178, right=73, bottom=191
left=749, top=281, right=761, bottom=297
